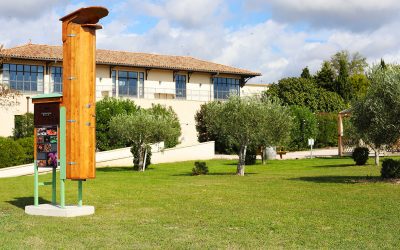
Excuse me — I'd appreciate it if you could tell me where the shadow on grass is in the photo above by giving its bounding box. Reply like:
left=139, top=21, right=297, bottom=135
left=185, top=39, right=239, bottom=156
left=312, top=164, right=355, bottom=168
left=289, top=175, right=381, bottom=184
left=223, top=162, right=262, bottom=166
left=172, top=172, right=258, bottom=176
left=97, top=166, right=155, bottom=172
left=7, top=197, right=51, bottom=210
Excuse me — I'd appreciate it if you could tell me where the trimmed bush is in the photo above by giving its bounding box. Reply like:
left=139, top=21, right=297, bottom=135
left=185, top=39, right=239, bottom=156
left=13, top=113, right=34, bottom=139
left=192, top=161, right=208, bottom=175
left=245, top=147, right=257, bottom=165
left=288, top=106, right=318, bottom=151
left=316, top=113, right=338, bottom=148
left=381, top=159, right=400, bottom=179
left=352, top=147, right=369, bottom=165
left=16, top=136, right=34, bottom=164
left=0, top=137, right=25, bottom=168
left=96, top=97, right=139, bottom=151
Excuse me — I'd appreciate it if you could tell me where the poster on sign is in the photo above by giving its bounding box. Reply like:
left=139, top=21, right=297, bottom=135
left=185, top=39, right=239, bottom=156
left=36, top=126, right=58, bottom=168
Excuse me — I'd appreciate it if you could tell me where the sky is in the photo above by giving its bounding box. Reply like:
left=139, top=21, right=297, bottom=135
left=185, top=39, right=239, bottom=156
left=1, top=0, right=400, bottom=83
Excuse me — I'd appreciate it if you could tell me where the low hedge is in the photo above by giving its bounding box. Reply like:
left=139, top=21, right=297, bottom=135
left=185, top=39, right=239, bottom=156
left=352, top=147, right=369, bottom=165
left=0, top=137, right=25, bottom=168
left=0, top=136, right=34, bottom=168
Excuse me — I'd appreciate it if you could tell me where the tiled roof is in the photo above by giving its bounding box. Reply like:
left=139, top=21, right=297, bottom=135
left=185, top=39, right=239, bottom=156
left=0, top=44, right=261, bottom=77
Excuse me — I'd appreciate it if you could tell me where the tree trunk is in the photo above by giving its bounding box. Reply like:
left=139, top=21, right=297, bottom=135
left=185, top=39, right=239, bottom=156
left=374, top=149, right=380, bottom=166
left=262, top=147, right=267, bottom=165
left=237, top=145, right=247, bottom=176
left=138, top=145, right=145, bottom=171
left=143, top=147, right=148, bottom=171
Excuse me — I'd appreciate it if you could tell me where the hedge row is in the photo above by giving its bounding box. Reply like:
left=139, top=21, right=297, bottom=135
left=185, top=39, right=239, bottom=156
left=0, top=136, right=33, bottom=168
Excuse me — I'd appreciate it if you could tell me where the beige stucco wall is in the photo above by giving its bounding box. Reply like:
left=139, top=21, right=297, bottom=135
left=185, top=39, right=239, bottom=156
left=0, top=61, right=264, bottom=146
left=0, top=95, right=34, bottom=137
left=241, top=84, right=269, bottom=97
left=96, top=141, right=215, bottom=167
left=129, top=98, right=205, bottom=146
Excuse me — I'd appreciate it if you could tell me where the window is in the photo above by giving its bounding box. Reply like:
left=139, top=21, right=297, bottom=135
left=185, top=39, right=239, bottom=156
left=213, top=77, right=240, bottom=99
left=50, top=67, right=63, bottom=93
left=2, top=64, right=44, bottom=93
left=175, top=74, right=186, bottom=99
left=115, top=70, right=144, bottom=97
left=112, top=70, right=116, bottom=96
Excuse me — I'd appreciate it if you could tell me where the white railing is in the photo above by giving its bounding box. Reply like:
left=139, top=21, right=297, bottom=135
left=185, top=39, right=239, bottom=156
left=95, top=85, right=245, bottom=102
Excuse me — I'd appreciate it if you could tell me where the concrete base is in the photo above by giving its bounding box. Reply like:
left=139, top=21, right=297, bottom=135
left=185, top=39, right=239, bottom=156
left=25, top=204, right=95, bottom=217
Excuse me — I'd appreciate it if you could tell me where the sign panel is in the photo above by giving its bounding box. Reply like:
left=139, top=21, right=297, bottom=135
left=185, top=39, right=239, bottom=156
left=308, top=138, right=315, bottom=146
left=36, top=126, right=58, bottom=168
left=34, top=103, right=60, bottom=127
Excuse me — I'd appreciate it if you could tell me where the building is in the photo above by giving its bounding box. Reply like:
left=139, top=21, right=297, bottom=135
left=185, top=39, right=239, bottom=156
left=0, top=43, right=262, bottom=145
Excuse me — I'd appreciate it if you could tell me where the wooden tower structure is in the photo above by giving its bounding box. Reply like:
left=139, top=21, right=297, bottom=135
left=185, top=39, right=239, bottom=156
left=60, top=7, right=108, bottom=180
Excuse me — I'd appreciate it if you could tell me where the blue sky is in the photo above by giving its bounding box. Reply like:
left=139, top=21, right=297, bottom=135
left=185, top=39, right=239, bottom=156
left=1, top=0, right=400, bottom=83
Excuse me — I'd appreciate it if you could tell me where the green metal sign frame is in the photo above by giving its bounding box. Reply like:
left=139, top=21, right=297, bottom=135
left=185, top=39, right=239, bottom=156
left=33, top=105, right=83, bottom=208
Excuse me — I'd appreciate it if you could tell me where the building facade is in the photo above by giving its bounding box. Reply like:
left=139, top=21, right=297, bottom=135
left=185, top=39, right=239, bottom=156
left=0, top=43, right=263, bottom=145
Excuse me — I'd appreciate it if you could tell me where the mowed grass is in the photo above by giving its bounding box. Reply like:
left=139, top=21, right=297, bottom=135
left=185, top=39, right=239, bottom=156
left=1, top=157, right=400, bottom=249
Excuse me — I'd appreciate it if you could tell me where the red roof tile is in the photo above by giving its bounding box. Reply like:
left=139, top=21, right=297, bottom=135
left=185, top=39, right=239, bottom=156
left=0, top=44, right=261, bottom=77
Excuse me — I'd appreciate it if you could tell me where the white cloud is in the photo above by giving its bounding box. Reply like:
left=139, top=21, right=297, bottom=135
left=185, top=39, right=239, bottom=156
left=2, top=0, right=400, bottom=85
left=247, top=0, right=400, bottom=31
left=0, top=0, right=62, bottom=20
left=128, top=0, right=227, bottom=29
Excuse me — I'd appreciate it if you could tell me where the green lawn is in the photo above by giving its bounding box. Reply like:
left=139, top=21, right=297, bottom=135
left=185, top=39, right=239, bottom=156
left=1, top=158, right=399, bottom=249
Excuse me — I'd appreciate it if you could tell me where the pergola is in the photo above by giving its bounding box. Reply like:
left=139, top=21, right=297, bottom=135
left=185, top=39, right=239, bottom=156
left=338, top=108, right=351, bottom=156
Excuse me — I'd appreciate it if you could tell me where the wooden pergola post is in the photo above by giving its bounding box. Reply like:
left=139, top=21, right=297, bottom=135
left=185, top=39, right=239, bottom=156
left=338, top=113, right=343, bottom=157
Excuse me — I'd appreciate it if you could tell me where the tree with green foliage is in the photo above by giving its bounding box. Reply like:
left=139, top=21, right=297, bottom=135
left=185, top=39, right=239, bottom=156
left=203, top=96, right=263, bottom=175
left=348, top=74, right=370, bottom=100
left=351, top=64, right=400, bottom=165
left=109, top=109, right=181, bottom=171
left=330, top=50, right=368, bottom=77
left=13, top=113, right=34, bottom=139
left=335, top=57, right=352, bottom=102
left=258, top=98, right=293, bottom=164
left=96, top=97, right=139, bottom=151
left=265, top=77, right=345, bottom=113
left=147, top=104, right=181, bottom=148
left=301, top=67, right=312, bottom=79
left=316, top=113, right=338, bottom=148
left=315, top=61, right=335, bottom=92
left=288, top=106, right=318, bottom=150
left=195, top=101, right=234, bottom=153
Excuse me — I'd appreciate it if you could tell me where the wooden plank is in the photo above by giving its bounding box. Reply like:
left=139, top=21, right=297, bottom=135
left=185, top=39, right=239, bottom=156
left=63, top=19, right=100, bottom=180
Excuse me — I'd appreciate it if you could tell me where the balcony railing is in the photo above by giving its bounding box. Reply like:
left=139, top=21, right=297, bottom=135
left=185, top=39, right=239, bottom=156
left=96, top=86, right=245, bottom=102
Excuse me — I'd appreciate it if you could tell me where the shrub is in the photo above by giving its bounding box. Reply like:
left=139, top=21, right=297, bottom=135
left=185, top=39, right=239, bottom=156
left=0, top=137, right=25, bottom=168
left=195, top=102, right=235, bottom=154
left=16, top=136, right=34, bottom=164
left=96, top=97, right=139, bottom=151
left=352, top=147, right=369, bottom=165
left=192, top=161, right=209, bottom=175
left=13, top=113, right=34, bottom=139
left=381, top=159, right=400, bottom=179
left=288, top=106, right=318, bottom=151
left=245, top=147, right=257, bottom=165
left=316, top=113, right=338, bottom=148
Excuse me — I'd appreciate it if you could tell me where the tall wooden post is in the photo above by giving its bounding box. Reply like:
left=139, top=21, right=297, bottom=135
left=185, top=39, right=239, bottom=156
left=60, top=7, right=108, bottom=180
left=338, top=113, right=343, bottom=157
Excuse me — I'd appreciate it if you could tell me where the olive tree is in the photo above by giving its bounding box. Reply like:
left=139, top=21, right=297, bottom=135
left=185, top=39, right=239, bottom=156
left=109, top=109, right=181, bottom=171
left=258, top=98, right=293, bottom=164
left=351, top=64, right=400, bottom=165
